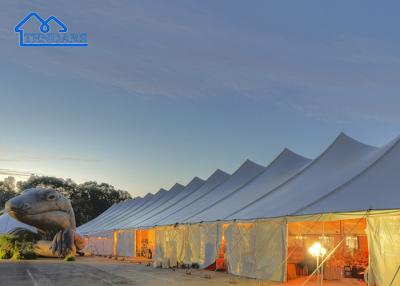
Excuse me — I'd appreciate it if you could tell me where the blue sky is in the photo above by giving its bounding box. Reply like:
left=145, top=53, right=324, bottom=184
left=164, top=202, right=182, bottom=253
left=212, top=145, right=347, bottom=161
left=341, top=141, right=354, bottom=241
left=0, top=1, right=399, bottom=195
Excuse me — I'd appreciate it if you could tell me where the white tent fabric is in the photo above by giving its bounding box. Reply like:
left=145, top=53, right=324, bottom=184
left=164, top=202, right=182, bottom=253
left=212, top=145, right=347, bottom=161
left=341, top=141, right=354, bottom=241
left=188, top=149, right=311, bottom=222
left=226, top=133, right=394, bottom=220
left=78, top=199, right=134, bottom=233
left=225, top=219, right=286, bottom=281
left=115, top=229, right=135, bottom=257
left=153, top=169, right=230, bottom=226
left=294, top=135, right=400, bottom=215
left=154, top=160, right=264, bottom=226
left=78, top=194, right=153, bottom=234
left=367, top=214, right=400, bottom=286
left=0, top=213, right=36, bottom=234
left=123, top=177, right=205, bottom=229
left=98, top=190, right=168, bottom=232
left=154, top=225, right=186, bottom=268
left=80, top=132, right=400, bottom=231
left=79, top=165, right=237, bottom=233
left=183, top=223, right=222, bottom=267
left=112, top=184, right=184, bottom=230
left=79, top=183, right=185, bottom=234
left=83, top=230, right=114, bottom=256
left=181, top=160, right=265, bottom=224
left=100, top=192, right=161, bottom=232
left=154, top=222, right=222, bottom=268
left=78, top=170, right=229, bottom=234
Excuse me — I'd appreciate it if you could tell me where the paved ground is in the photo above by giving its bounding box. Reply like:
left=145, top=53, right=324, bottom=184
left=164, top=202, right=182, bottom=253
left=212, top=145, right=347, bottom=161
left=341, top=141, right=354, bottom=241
left=0, top=257, right=366, bottom=286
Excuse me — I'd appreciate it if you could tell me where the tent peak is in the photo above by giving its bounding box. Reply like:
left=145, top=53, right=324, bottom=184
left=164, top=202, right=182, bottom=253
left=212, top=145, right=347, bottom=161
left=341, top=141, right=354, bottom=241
left=191, top=176, right=204, bottom=182
left=335, top=132, right=377, bottom=149
left=214, top=169, right=230, bottom=176
left=260, top=148, right=312, bottom=170
left=206, top=169, right=231, bottom=182
left=279, top=148, right=311, bottom=161
left=185, top=176, right=205, bottom=187
left=144, top=192, right=155, bottom=198
left=168, top=183, right=185, bottom=192
left=229, top=159, right=265, bottom=177
left=157, top=188, right=168, bottom=194
left=242, top=159, right=264, bottom=168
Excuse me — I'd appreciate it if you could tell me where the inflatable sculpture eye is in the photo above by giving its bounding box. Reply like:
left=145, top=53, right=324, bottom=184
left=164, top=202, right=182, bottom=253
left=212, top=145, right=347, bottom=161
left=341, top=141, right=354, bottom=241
left=47, top=194, right=57, bottom=200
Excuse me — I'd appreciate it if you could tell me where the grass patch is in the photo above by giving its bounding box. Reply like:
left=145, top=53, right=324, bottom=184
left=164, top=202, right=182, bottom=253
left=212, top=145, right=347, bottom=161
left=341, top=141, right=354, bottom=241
left=64, top=255, right=75, bottom=261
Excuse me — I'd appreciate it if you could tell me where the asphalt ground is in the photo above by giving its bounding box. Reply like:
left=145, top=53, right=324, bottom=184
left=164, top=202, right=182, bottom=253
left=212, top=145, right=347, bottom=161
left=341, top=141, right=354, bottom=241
left=0, top=257, right=364, bottom=286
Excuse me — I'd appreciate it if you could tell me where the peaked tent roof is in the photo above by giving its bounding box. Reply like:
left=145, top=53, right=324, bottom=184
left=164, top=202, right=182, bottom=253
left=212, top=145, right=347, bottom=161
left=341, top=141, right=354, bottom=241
left=122, top=177, right=205, bottom=229
left=78, top=132, right=400, bottom=235
left=188, top=149, right=311, bottom=223
left=149, top=169, right=231, bottom=227
left=78, top=183, right=186, bottom=234
left=294, top=135, right=400, bottom=216
left=226, top=133, right=391, bottom=220
left=96, top=189, right=169, bottom=232
left=78, top=196, right=143, bottom=232
left=78, top=171, right=229, bottom=235
left=111, top=183, right=185, bottom=230
left=162, top=159, right=266, bottom=225
left=78, top=193, right=153, bottom=234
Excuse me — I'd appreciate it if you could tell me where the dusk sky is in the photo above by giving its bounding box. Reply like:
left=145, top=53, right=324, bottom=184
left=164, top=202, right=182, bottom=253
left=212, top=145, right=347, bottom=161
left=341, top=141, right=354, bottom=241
left=0, top=1, right=399, bottom=196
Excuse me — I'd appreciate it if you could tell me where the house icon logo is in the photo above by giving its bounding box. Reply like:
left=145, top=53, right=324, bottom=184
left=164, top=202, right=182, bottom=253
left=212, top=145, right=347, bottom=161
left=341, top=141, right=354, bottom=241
left=15, top=12, right=88, bottom=47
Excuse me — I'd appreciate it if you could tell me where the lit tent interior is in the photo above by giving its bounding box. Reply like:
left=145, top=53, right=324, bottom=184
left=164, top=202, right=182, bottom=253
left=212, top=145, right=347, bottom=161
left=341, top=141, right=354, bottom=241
left=77, top=133, right=400, bottom=285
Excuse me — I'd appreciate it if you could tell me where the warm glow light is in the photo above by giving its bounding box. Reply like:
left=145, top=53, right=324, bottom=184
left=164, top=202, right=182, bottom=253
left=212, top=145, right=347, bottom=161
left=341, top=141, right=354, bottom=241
left=308, top=242, right=327, bottom=257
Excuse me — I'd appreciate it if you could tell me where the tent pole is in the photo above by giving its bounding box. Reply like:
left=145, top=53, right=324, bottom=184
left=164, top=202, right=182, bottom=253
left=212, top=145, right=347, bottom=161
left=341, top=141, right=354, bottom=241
left=389, top=264, right=400, bottom=286
left=321, top=222, right=324, bottom=286
left=317, top=255, right=320, bottom=286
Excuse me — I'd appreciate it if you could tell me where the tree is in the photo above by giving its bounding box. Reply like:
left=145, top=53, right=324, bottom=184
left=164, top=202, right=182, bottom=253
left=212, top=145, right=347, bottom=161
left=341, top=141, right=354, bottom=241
left=0, top=176, right=17, bottom=210
left=72, top=181, right=131, bottom=226
left=17, top=176, right=77, bottom=198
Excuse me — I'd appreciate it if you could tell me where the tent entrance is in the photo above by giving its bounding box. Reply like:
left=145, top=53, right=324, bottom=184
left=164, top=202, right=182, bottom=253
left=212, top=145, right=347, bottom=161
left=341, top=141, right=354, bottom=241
left=287, top=218, right=368, bottom=284
left=135, top=229, right=155, bottom=259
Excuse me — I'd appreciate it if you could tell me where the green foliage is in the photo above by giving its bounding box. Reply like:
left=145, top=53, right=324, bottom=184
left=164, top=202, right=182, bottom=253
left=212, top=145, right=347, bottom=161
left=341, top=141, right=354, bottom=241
left=0, top=234, right=37, bottom=260
left=3, top=175, right=131, bottom=226
left=11, top=249, right=22, bottom=260
left=0, top=176, right=17, bottom=209
left=0, top=235, right=15, bottom=259
left=0, top=249, right=12, bottom=259
left=64, top=255, right=75, bottom=261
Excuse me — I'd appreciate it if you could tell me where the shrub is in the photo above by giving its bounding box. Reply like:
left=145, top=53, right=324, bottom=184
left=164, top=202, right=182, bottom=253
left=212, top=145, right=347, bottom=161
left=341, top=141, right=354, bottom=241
left=0, top=235, right=14, bottom=259
left=0, top=248, right=12, bottom=259
left=21, top=248, right=37, bottom=260
left=0, top=234, right=37, bottom=260
left=11, top=249, right=22, bottom=260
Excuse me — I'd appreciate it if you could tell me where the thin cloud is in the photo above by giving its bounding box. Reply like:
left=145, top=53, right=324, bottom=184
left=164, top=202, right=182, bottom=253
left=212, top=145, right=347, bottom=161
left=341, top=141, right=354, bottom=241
left=53, top=156, right=100, bottom=163
left=0, top=168, right=34, bottom=177
left=0, top=149, right=100, bottom=164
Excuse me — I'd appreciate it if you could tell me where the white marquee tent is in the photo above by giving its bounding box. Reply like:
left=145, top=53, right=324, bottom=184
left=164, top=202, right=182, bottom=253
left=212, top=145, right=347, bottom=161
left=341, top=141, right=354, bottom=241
left=78, top=133, right=400, bottom=285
